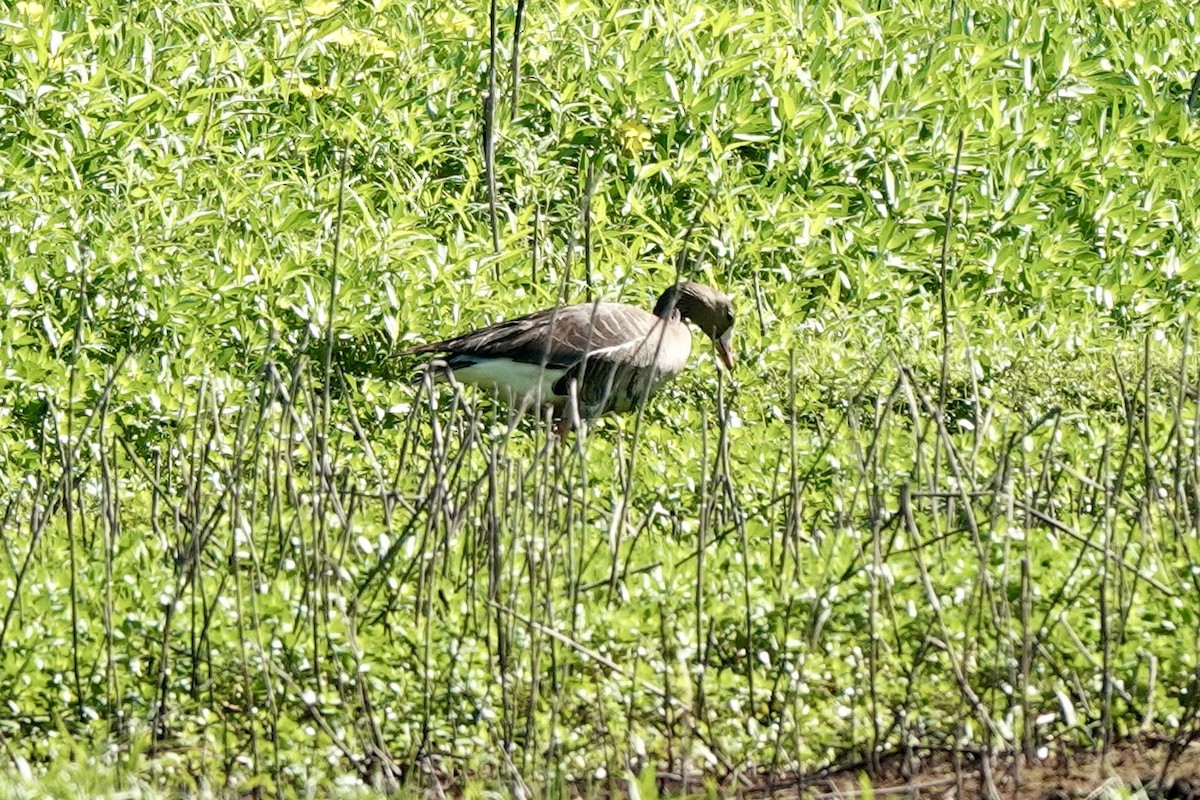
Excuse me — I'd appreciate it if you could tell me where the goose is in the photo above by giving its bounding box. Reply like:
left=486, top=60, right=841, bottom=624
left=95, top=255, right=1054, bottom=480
left=400, top=281, right=735, bottom=433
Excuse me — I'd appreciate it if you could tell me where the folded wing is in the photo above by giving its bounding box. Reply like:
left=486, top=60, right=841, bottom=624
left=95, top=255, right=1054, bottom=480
left=403, top=302, right=663, bottom=371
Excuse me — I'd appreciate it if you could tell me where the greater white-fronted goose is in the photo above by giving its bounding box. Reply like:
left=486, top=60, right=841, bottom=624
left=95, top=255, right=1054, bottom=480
left=401, top=281, right=735, bottom=432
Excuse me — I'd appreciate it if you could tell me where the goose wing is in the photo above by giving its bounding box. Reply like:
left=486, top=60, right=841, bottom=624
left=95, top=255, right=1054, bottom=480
left=402, top=302, right=663, bottom=370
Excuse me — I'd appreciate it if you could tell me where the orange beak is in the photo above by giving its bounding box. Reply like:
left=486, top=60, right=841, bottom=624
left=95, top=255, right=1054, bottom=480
left=715, top=330, right=735, bottom=370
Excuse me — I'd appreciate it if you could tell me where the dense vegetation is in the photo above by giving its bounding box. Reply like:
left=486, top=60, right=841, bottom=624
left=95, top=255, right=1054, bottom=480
left=2, top=0, right=1200, bottom=795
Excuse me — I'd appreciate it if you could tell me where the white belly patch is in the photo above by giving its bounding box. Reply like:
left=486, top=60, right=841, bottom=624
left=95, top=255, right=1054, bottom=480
left=450, top=359, right=567, bottom=407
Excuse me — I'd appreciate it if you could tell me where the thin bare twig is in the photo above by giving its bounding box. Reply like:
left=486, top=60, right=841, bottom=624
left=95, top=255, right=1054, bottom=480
left=937, top=129, right=965, bottom=413
left=485, top=0, right=500, bottom=257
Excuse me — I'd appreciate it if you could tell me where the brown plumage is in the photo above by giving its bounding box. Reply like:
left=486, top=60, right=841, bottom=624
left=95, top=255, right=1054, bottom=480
left=401, top=281, right=735, bottom=431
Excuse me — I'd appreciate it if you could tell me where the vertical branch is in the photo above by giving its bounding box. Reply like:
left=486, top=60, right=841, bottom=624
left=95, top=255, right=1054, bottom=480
left=530, top=200, right=540, bottom=286
left=1100, top=448, right=1114, bottom=762
left=1172, top=319, right=1191, bottom=527
left=1018, top=478, right=1034, bottom=762
left=1142, top=332, right=1155, bottom=496
left=724, top=379, right=755, bottom=718
left=322, top=144, right=350, bottom=458
left=510, top=0, right=527, bottom=121
left=485, top=0, right=501, bottom=260
left=486, top=443, right=512, bottom=753
left=785, top=347, right=799, bottom=578
left=101, top=416, right=121, bottom=735
left=312, top=142, right=351, bottom=695
left=867, top=444, right=882, bottom=775
left=65, top=264, right=88, bottom=719
left=938, top=129, right=965, bottom=413
left=751, top=268, right=767, bottom=337
left=583, top=158, right=595, bottom=301
left=694, top=403, right=709, bottom=757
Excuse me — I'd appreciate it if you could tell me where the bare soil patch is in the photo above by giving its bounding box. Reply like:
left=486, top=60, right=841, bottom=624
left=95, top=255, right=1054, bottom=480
left=713, top=739, right=1200, bottom=799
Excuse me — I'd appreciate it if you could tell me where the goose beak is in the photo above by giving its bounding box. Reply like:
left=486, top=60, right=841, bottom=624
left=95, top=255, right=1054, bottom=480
left=715, top=331, right=735, bottom=370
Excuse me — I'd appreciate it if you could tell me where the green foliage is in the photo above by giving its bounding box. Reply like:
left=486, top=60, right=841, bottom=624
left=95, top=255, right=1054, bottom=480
left=1, top=0, right=1199, bottom=795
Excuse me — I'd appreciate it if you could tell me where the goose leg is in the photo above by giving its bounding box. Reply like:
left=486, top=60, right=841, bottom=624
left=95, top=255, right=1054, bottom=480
left=553, top=377, right=584, bottom=437
left=553, top=416, right=574, bottom=437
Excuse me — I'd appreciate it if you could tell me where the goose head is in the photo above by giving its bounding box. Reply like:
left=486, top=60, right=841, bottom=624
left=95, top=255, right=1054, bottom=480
left=654, top=281, right=736, bottom=369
